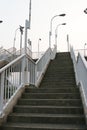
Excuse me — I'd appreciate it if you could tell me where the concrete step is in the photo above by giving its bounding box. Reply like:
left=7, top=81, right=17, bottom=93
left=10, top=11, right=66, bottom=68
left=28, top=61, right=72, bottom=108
left=22, top=93, right=80, bottom=99
left=40, top=83, right=76, bottom=87
left=49, top=62, right=73, bottom=66
left=40, top=85, right=77, bottom=89
left=42, top=75, right=75, bottom=78
left=42, top=79, right=76, bottom=82
left=7, top=113, right=85, bottom=124
left=43, top=74, right=75, bottom=78
left=25, top=87, right=79, bottom=93
left=2, top=123, right=87, bottom=130
left=18, top=99, right=82, bottom=106
left=13, top=105, right=83, bottom=114
left=46, top=70, right=74, bottom=74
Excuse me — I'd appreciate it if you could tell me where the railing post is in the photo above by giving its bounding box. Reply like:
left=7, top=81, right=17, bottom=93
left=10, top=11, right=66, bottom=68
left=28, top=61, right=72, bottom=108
left=21, top=56, right=28, bottom=85
left=50, top=45, right=57, bottom=60
left=29, top=62, right=35, bottom=85
left=0, top=72, right=4, bottom=116
left=35, top=64, right=37, bottom=86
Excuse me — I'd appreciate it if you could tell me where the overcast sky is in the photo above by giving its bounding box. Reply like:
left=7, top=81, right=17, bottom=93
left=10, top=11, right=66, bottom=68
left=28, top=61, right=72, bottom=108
left=0, top=0, right=87, bottom=52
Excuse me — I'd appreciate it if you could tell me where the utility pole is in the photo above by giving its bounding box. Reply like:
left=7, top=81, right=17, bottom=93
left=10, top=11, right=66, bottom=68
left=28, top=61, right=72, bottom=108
left=67, top=34, right=69, bottom=52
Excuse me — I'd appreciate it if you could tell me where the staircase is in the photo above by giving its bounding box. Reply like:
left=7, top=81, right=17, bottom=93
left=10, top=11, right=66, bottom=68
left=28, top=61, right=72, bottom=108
left=1, top=52, right=87, bottom=130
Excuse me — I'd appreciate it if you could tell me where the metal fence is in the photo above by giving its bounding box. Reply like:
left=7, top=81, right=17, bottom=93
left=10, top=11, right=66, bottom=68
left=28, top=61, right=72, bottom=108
left=0, top=46, right=57, bottom=116
left=70, top=46, right=87, bottom=116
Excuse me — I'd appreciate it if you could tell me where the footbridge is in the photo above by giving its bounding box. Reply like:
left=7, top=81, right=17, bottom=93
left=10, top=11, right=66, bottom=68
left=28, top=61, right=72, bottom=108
left=0, top=45, right=87, bottom=129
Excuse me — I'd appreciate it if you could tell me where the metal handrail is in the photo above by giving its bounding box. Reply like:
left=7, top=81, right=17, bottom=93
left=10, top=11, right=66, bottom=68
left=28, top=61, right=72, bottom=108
left=0, top=46, right=57, bottom=117
left=70, top=46, right=87, bottom=117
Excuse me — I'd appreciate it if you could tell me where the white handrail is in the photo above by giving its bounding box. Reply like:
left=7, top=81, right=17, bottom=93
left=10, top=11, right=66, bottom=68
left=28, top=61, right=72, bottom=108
left=35, top=46, right=57, bottom=86
left=0, top=49, right=16, bottom=62
left=0, top=46, right=57, bottom=117
left=70, top=47, right=78, bottom=84
left=35, top=48, right=51, bottom=86
left=70, top=46, right=87, bottom=118
left=0, top=54, right=25, bottom=116
left=0, top=53, right=36, bottom=116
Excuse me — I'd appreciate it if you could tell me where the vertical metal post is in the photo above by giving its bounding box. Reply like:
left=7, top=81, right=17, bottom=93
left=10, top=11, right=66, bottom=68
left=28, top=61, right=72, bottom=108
left=38, top=38, right=41, bottom=59
left=0, top=72, right=4, bottom=116
left=24, top=20, right=28, bottom=54
left=67, top=34, right=69, bottom=52
left=21, top=57, right=25, bottom=85
left=84, top=43, right=87, bottom=57
left=35, top=64, right=37, bottom=86
left=20, top=33, right=22, bottom=55
left=55, top=29, right=57, bottom=50
left=22, top=56, right=28, bottom=85
left=19, top=26, right=24, bottom=55
left=49, top=31, right=51, bottom=48
left=29, top=0, right=31, bottom=29
left=23, top=20, right=28, bottom=85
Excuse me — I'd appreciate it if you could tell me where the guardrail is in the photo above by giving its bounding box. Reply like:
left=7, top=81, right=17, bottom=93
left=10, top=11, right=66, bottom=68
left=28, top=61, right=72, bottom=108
left=0, top=54, right=25, bottom=116
left=35, top=46, right=56, bottom=86
left=70, top=46, right=87, bottom=119
left=0, top=46, right=57, bottom=117
left=0, top=49, right=15, bottom=62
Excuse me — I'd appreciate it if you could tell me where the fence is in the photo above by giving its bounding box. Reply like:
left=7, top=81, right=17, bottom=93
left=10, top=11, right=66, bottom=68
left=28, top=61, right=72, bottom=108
left=0, top=46, right=57, bottom=117
left=70, top=46, right=87, bottom=117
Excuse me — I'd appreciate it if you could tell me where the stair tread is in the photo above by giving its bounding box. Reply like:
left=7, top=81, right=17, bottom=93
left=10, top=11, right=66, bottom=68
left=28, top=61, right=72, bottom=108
left=3, top=123, right=87, bottom=129
left=26, top=87, right=78, bottom=89
left=19, top=98, right=81, bottom=101
left=10, top=113, right=84, bottom=118
left=15, top=105, right=83, bottom=108
left=23, top=93, right=80, bottom=94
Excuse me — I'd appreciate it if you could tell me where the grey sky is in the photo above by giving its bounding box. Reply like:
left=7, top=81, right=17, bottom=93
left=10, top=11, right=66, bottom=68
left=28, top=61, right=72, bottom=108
left=0, top=0, right=87, bottom=52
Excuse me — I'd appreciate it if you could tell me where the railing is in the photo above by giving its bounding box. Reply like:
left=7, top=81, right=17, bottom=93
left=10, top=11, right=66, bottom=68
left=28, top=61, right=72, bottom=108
left=70, top=47, right=78, bottom=84
left=0, top=49, right=15, bottom=62
left=0, top=46, right=57, bottom=117
left=74, top=48, right=87, bottom=57
left=15, top=47, right=32, bottom=58
left=35, top=46, right=56, bottom=86
left=0, top=54, right=25, bottom=116
left=70, top=46, right=87, bottom=116
left=32, top=51, right=44, bottom=60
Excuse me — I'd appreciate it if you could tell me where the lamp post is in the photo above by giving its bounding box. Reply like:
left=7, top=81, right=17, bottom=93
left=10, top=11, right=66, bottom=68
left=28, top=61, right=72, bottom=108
left=49, top=13, right=66, bottom=48
left=19, top=26, right=24, bottom=54
left=84, top=9, right=87, bottom=56
left=55, top=23, right=66, bottom=50
left=13, top=28, right=19, bottom=53
left=38, top=38, right=41, bottom=58
left=13, top=25, right=24, bottom=54
left=84, top=43, right=87, bottom=56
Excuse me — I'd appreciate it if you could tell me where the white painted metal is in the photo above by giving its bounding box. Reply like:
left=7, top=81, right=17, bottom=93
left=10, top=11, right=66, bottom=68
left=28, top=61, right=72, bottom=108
left=70, top=46, right=87, bottom=114
left=35, top=45, right=57, bottom=86
left=0, top=45, right=57, bottom=117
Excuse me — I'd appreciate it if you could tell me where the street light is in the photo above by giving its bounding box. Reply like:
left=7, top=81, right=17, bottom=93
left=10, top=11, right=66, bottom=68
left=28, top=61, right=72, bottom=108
left=55, top=23, right=66, bottom=50
left=84, top=43, right=87, bottom=56
left=84, top=8, right=87, bottom=14
left=84, top=9, right=87, bottom=56
left=13, top=25, right=24, bottom=54
left=13, top=28, right=19, bottom=53
left=19, top=26, right=24, bottom=54
left=0, top=20, right=3, bottom=23
left=49, top=13, right=66, bottom=48
left=38, top=38, right=41, bottom=58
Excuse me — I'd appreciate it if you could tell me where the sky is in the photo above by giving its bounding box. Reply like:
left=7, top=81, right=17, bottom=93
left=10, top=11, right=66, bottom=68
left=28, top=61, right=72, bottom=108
left=0, top=0, right=87, bottom=52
